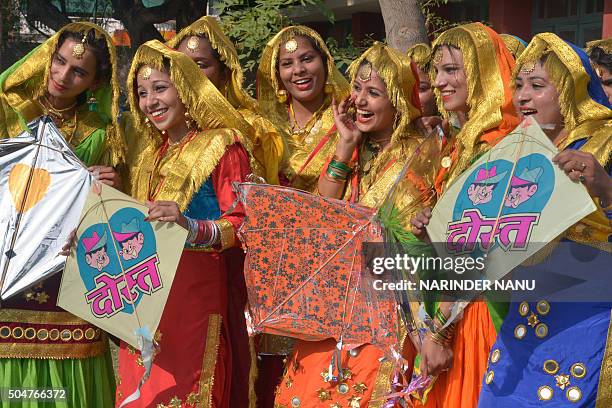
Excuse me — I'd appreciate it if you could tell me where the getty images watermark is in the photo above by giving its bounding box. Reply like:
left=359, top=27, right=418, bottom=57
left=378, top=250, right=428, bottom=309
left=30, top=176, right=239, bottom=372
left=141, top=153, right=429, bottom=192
left=369, top=253, right=536, bottom=293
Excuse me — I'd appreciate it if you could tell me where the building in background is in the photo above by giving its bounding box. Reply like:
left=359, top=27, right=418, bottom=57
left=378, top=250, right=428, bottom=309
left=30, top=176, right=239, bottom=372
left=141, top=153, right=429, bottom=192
left=293, top=0, right=609, bottom=46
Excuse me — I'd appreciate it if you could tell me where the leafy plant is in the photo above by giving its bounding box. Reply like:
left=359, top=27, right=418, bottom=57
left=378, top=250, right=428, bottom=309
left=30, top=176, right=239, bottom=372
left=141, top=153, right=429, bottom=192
left=325, top=34, right=376, bottom=74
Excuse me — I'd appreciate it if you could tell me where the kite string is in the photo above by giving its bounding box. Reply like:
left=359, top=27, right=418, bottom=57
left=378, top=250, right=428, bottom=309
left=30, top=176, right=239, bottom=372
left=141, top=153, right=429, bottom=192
left=486, top=130, right=527, bottom=250
left=259, top=220, right=372, bottom=325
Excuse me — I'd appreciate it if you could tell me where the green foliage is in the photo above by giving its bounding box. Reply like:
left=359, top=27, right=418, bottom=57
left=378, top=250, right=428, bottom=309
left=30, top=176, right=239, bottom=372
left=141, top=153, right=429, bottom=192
left=217, top=0, right=332, bottom=76
left=216, top=0, right=375, bottom=90
left=325, top=34, right=376, bottom=74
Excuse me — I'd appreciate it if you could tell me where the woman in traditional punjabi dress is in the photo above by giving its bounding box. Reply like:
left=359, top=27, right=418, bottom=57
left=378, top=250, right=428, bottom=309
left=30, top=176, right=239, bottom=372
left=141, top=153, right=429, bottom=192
left=253, top=26, right=351, bottom=407
left=257, top=25, right=350, bottom=192
left=407, top=43, right=437, bottom=118
left=409, top=22, right=520, bottom=408
left=274, top=42, right=431, bottom=408
left=587, top=39, right=612, bottom=104
left=167, top=15, right=283, bottom=185
left=168, top=17, right=281, bottom=407
left=116, top=40, right=251, bottom=408
left=0, top=22, right=125, bottom=408
left=499, top=34, right=527, bottom=61
left=477, top=33, right=612, bottom=408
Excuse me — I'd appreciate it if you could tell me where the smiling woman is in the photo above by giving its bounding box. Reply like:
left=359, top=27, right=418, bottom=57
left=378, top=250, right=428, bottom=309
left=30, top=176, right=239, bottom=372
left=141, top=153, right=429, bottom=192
left=0, top=21, right=126, bottom=408
left=118, top=40, right=252, bottom=408
left=274, top=42, right=431, bottom=408
left=257, top=25, right=350, bottom=192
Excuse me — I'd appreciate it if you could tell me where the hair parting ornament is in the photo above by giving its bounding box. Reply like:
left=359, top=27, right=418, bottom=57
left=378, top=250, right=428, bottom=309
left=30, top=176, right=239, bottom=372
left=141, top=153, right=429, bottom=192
left=186, top=36, right=200, bottom=53
left=72, top=33, right=88, bottom=59
left=359, top=61, right=373, bottom=81
left=520, top=61, right=536, bottom=75
left=284, top=38, right=299, bottom=53
left=139, top=65, right=153, bottom=80
left=432, top=47, right=443, bottom=65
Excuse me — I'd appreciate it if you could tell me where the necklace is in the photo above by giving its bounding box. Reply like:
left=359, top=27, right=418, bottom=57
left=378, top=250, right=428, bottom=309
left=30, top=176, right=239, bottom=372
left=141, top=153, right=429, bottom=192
left=289, top=101, right=326, bottom=139
left=39, top=95, right=78, bottom=127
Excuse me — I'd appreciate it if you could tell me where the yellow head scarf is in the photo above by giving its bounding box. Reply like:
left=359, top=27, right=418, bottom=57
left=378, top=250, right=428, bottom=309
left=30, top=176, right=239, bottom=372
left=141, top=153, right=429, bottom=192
left=432, top=23, right=519, bottom=187
left=586, top=38, right=612, bottom=56
left=166, top=16, right=257, bottom=112
left=256, top=25, right=350, bottom=124
left=127, top=40, right=256, bottom=214
left=346, top=43, right=427, bottom=210
left=515, top=33, right=612, bottom=166
left=349, top=42, right=422, bottom=146
left=1, top=22, right=125, bottom=165
left=126, top=40, right=254, bottom=146
left=406, top=43, right=432, bottom=72
left=500, top=34, right=527, bottom=60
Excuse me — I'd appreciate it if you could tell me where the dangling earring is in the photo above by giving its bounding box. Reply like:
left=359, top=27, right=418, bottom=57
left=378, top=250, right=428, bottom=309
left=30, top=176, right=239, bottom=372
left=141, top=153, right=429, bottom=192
left=324, top=82, right=333, bottom=95
left=87, top=95, right=98, bottom=112
left=184, top=111, right=196, bottom=129
left=276, top=89, right=288, bottom=104
left=144, top=117, right=152, bottom=129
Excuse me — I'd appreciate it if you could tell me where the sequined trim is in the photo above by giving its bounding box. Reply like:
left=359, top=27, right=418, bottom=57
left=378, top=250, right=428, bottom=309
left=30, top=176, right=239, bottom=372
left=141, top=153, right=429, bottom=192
left=596, top=309, right=612, bottom=408
left=369, top=357, right=394, bottom=408
left=197, top=313, right=222, bottom=407
left=0, top=309, right=106, bottom=359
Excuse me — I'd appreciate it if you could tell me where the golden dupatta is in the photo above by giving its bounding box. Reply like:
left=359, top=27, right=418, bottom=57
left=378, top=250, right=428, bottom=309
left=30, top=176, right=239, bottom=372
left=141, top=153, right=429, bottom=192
left=257, top=25, right=350, bottom=192
left=0, top=22, right=125, bottom=166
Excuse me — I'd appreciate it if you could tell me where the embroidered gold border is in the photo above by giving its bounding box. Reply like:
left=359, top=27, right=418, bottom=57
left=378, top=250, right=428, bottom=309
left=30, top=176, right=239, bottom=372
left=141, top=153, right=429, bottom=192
left=197, top=313, right=222, bottom=407
left=596, top=309, right=612, bottom=407
left=0, top=336, right=107, bottom=359
left=369, top=357, right=395, bottom=408
left=0, top=309, right=94, bottom=325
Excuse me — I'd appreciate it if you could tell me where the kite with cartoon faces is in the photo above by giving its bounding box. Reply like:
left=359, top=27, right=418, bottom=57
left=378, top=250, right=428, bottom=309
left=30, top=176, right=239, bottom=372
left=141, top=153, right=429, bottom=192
left=505, top=167, right=543, bottom=208
left=113, top=218, right=145, bottom=261
left=466, top=166, right=508, bottom=206
left=82, top=231, right=110, bottom=272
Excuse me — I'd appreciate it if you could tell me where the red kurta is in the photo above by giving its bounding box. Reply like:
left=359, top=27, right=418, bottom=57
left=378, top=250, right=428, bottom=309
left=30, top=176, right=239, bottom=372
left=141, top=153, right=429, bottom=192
left=116, top=143, right=251, bottom=408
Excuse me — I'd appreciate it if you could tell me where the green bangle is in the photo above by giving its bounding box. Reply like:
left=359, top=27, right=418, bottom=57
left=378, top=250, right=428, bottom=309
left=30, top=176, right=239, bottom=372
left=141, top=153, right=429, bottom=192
left=326, top=167, right=348, bottom=181
left=329, top=160, right=353, bottom=173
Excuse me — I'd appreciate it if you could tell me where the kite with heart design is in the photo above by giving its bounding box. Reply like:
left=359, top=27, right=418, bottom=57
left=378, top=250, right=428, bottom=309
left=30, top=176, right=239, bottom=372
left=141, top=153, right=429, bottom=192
left=0, top=116, right=93, bottom=300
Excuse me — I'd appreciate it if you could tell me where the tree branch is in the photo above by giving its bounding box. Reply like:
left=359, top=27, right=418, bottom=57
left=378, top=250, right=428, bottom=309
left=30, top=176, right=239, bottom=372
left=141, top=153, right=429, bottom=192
left=24, top=0, right=70, bottom=32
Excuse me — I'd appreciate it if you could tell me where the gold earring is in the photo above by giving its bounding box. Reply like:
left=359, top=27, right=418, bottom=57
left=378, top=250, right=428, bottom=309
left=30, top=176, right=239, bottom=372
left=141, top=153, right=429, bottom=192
left=276, top=89, right=288, bottom=103
left=144, top=117, right=152, bottom=129
left=184, top=111, right=196, bottom=129
left=324, top=82, right=333, bottom=94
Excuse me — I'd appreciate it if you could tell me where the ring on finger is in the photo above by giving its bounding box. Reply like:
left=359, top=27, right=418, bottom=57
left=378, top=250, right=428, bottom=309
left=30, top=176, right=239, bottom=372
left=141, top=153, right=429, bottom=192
left=578, top=173, right=586, bottom=183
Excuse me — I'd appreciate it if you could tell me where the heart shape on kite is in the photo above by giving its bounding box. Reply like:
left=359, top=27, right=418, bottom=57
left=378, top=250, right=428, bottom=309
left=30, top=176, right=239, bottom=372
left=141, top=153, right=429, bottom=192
left=8, top=163, right=51, bottom=213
